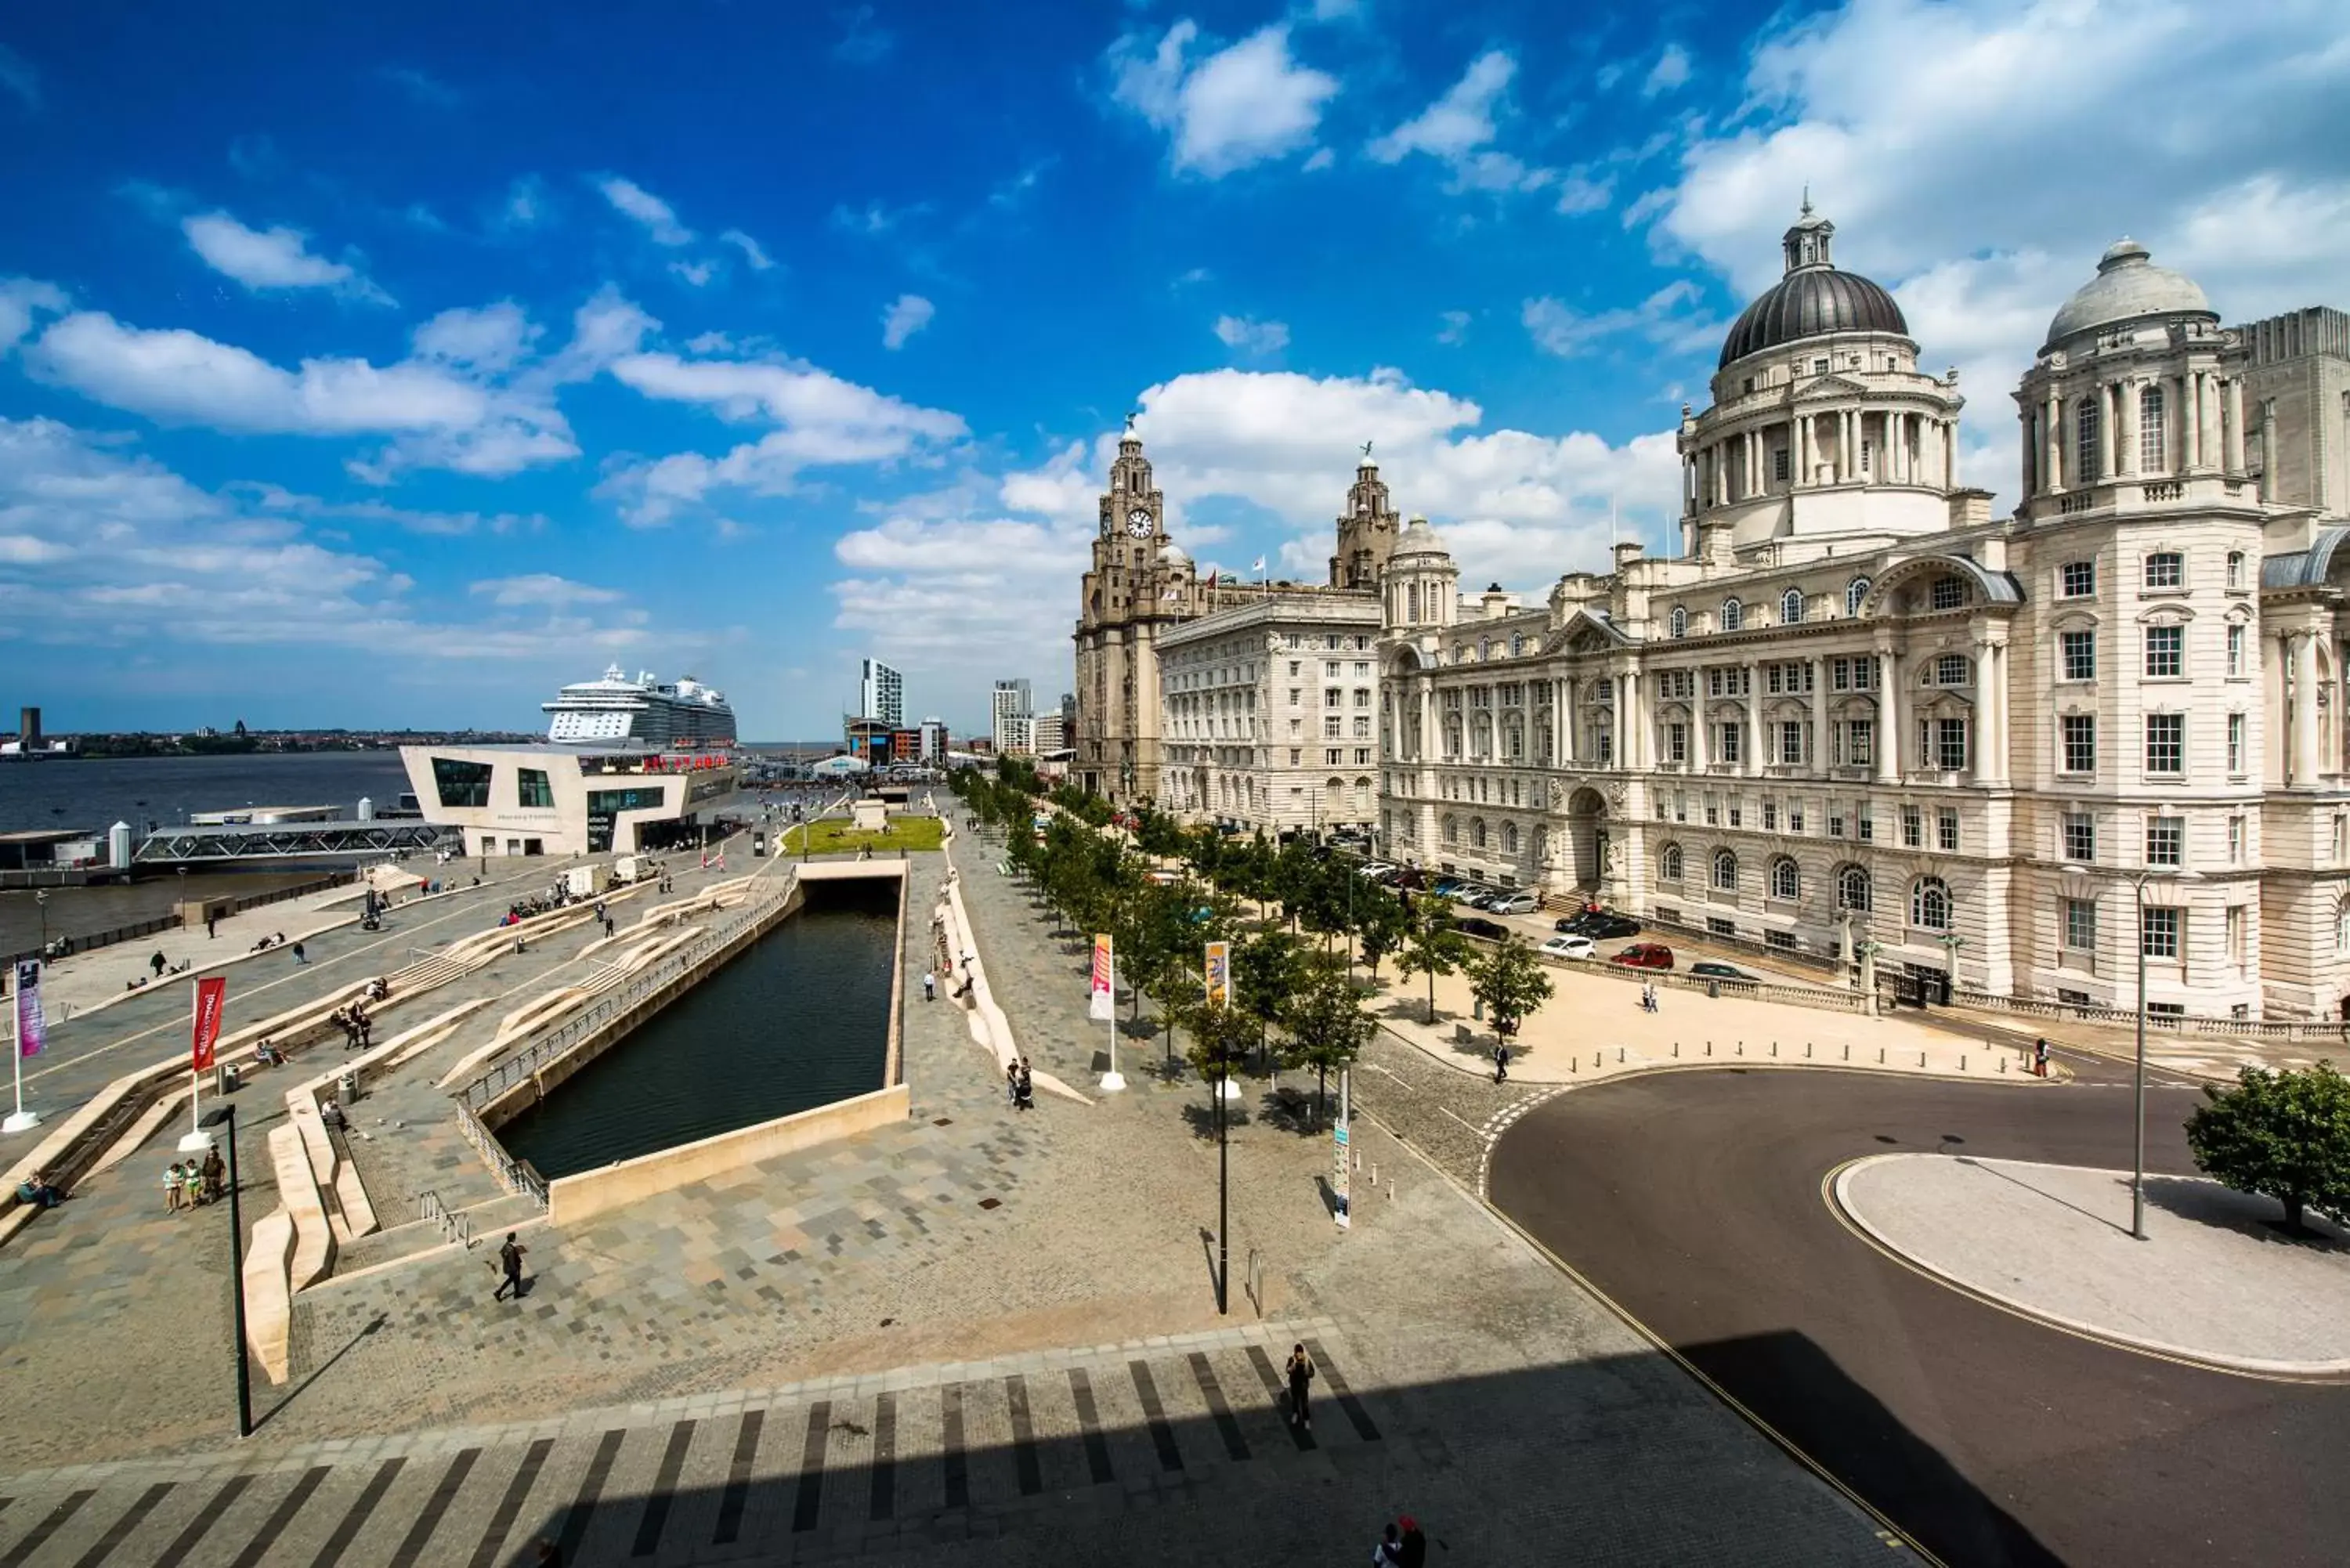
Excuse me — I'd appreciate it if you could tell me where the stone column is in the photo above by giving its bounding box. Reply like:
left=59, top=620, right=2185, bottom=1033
left=2021, top=410, right=2035, bottom=500
left=2044, top=391, right=2063, bottom=490
left=1560, top=678, right=1575, bottom=765
left=1691, top=689, right=1709, bottom=770
left=2225, top=377, right=2247, bottom=475
left=2293, top=632, right=2322, bottom=787
left=1743, top=662, right=1762, bottom=777
left=2179, top=374, right=2198, bottom=470
left=2099, top=383, right=2117, bottom=479
left=1810, top=657, right=1829, bottom=774
left=2200, top=370, right=2222, bottom=473
left=2117, top=378, right=2138, bottom=477
left=1877, top=648, right=1902, bottom=783
left=1798, top=416, right=1813, bottom=486
left=1977, top=640, right=2010, bottom=785
left=1944, top=417, right=1957, bottom=490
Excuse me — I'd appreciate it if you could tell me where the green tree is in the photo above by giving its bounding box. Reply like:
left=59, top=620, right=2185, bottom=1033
left=1351, top=880, right=1409, bottom=982
left=1178, top=989, right=1260, bottom=1107
left=1469, top=933, right=1555, bottom=1047
left=1397, top=893, right=1471, bottom=1024
left=1279, top=956, right=1377, bottom=1130
left=2184, top=1061, right=2350, bottom=1233
left=1232, top=930, right=1311, bottom=1066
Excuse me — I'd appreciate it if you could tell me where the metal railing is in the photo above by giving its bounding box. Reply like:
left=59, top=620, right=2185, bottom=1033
left=454, top=1098, right=548, bottom=1209
left=457, top=869, right=798, bottom=1114
left=420, top=1189, right=471, bottom=1248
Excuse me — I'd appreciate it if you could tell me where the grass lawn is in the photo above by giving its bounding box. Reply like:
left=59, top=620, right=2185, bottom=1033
left=786, top=815, right=946, bottom=854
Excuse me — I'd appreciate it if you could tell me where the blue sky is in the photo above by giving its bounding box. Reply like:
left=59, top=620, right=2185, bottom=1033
left=2, top=1, right=2345, bottom=739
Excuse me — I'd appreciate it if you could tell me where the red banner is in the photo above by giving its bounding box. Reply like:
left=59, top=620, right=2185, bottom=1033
left=190, top=976, right=227, bottom=1072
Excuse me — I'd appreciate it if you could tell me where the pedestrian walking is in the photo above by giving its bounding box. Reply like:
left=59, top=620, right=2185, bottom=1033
left=494, top=1232, right=528, bottom=1301
left=1372, top=1524, right=1404, bottom=1566
left=1397, top=1516, right=1426, bottom=1567
left=291, top=940, right=308, bottom=966
left=205, top=914, right=217, bottom=939
left=183, top=1162, right=205, bottom=1209
left=201, top=1146, right=226, bottom=1204
left=1006, top=1060, right=1020, bottom=1108
left=922, top=972, right=935, bottom=1003
left=2034, top=1038, right=2050, bottom=1078
left=1016, top=1058, right=1034, bottom=1111
left=1492, top=1042, right=1510, bottom=1083
left=150, top=949, right=167, bottom=978
left=1285, top=1342, right=1315, bottom=1429
left=164, top=1162, right=186, bottom=1213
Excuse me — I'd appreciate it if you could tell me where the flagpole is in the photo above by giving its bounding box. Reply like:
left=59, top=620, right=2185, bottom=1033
left=4, top=982, right=31, bottom=1134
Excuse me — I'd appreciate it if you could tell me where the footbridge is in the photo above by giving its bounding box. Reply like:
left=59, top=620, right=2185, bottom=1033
left=132, top=820, right=461, bottom=865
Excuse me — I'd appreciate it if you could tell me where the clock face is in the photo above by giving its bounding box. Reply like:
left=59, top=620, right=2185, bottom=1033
left=1126, top=508, right=1154, bottom=536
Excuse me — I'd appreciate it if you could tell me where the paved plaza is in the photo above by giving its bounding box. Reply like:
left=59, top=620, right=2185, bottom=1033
left=1836, top=1154, right=2350, bottom=1374
left=0, top=822, right=1911, bottom=1563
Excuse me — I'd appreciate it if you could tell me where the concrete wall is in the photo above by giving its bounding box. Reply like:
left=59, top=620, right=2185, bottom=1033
left=547, top=1082, right=909, bottom=1226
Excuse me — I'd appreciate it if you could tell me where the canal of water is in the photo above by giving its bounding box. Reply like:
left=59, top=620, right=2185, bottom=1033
left=497, top=877, right=898, bottom=1180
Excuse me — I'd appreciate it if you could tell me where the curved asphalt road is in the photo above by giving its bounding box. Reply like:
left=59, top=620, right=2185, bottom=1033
left=1489, top=1060, right=2350, bottom=1567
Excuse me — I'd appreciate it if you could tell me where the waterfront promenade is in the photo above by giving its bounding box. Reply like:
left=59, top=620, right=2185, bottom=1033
left=0, top=818, right=1900, bottom=1563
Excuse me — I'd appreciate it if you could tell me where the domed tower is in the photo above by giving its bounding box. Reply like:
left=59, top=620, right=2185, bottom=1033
left=1382, top=515, right=1458, bottom=639
left=1682, top=199, right=1965, bottom=569
left=1073, top=422, right=1182, bottom=804
left=2014, top=238, right=2248, bottom=516
left=1330, top=448, right=1400, bottom=590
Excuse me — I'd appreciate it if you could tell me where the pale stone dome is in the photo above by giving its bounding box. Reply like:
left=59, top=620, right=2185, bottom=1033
left=1391, top=515, right=1450, bottom=562
left=2043, top=239, right=2214, bottom=350
left=1158, top=540, right=1191, bottom=567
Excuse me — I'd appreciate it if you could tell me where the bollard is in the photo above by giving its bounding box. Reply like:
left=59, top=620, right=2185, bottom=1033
left=1842, top=1043, right=1849, bottom=1060
left=1879, top=1047, right=1885, bottom=1064
left=1737, top=1040, right=1744, bottom=1055
left=1706, top=1040, right=1712, bottom=1056
left=1771, top=1041, right=1778, bottom=1057
left=1806, top=1042, right=1813, bottom=1058
left=1961, top=1054, right=1968, bottom=1071
left=1370, top=1162, right=1378, bottom=1187
left=1674, top=1042, right=1680, bottom=1057
left=1618, top=1047, right=1625, bottom=1064
left=1919, top=1051, right=1926, bottom=1068
left=2001, top=1057, right=2008, bottom=1073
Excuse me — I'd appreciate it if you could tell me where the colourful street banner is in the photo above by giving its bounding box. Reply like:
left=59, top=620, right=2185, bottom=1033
left=190, top=975, right=228, bottom=1072
left=1202, top=940, right=1230, bottom=1008
left=13, top=959, right=43, bottom=1060
left=1090, top=934, right=1115, bottom=1021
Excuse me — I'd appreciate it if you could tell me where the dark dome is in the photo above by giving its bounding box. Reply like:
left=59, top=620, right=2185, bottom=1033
left=1717, top=267, right=1909, bottom=369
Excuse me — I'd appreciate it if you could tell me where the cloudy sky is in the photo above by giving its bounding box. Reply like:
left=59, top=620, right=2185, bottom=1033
left=2, top=1, right=2344, bottom=739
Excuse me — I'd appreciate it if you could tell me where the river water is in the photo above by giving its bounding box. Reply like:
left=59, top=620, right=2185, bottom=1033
left=497, top=877, right=898, bottom=1180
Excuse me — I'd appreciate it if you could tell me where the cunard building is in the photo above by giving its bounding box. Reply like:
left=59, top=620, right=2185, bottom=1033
left=1376, top=203, right=2350, bottom=1021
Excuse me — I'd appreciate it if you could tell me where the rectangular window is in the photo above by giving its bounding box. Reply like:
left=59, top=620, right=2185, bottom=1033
left=1901, top=805, right=1922, bottom=847
left=1762, top=800, right=1780, bottom=831
left=1829, top=812, right=1846, bottom=838
left=1936, top=717, right=1969, bottom=772
left=2140, top=906, right=2180, bottom=960
left=1839, top=719, right=1874, bottom=767
left=1788, top=803, right=1806, bottom=833
left=2146, top=815, right=2184, bottom=867
left=430, top=756, right=494, bottom=809
left=1937, top=809, right=1960, bottom=853
left=2064, top=812, right=2095, bottom=862
left=1324, top=717, right=1343, bottom=739
left=1773, top=448, right=1790, bottom=481
left=1857, top=807, right=1874, bottom=842
left=584, top=786, right=665, bottom=815
left=2229, top=815, right=2244, bottom=864
left=1935, top=653, right=1969, bottom=686
left=1355, top=748, right=1372, bottom=765
left=2061, top=714, right=2096, bottom=774
left=1707, top=917, right=1737, bottom=938
left=2227, top=712, right=2245, bottom=774
left=1354, top=661, right=1369, bottom=678
left=1325, top=688, right=1343, bottom=709
left=1289, top=749, right=1301, bottom=765
left=1704, top=798, right=1719, bottom=826
left=1325, top=749, right=1342, bottom=766
left=2144, top=551, right=2183, bottom=589
left=516, top=768, right=555, bottom=810
left=1831, top=657, right=1849, bottom=692
left=1767, top=930, right=1798, bottom=952
left=1768, top=665, right=1784, bottom=695
left=1719, top=723, right=1743, bottom=764
left=1289, top=688, right=1301, bottom=707
left=1675, top=792, right=1687, bottom=823
left=1728, top=803, right=1743, bottom=828
left=2226, top=905, right=2247, bottom=965
left=2063, top=898, right=2096, bottom=952
left=2060, top=630, right=2095, bottom=681
left=1325, top=661, right=1340, bottom=677
left=2226, top=623, right=2245, bottom=676
left=1780, top=721, right=1806, bottom=764
left=2060, top=560, right=2095, bottom=598
left=2145, top=714, right=2184, bottom=775
left=1930, top=577, right=1966, bottom=611
left=1666, top=722, right=1688, bottom=763
left=2145, top=624, right=2183, bottom=677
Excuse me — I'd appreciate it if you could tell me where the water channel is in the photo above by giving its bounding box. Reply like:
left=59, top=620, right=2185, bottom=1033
left=497, top=878, right=898, bottom=1180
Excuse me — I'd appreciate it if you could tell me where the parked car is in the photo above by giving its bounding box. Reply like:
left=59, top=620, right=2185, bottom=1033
left=1358, top=862, right=1397, bottom=880
left=1491, top=891, right=1543, bottom=915
left=1609, top=942, right=1676, bottom=969
left=1539, top=934, right=1597, bottom=961
left=1430, top=877, right=1462, bottom=895
left=1445, top=884, right=1488, bottom=903
left=1560, top=912, right=1641, bottom=940
left=1688, top=960, right=1756, bottom=981
left=1453, top=916, right=1510, bottom=941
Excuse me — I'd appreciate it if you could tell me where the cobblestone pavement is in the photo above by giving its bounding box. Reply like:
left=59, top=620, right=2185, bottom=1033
left=0, top=822, right=1903, bottom=1563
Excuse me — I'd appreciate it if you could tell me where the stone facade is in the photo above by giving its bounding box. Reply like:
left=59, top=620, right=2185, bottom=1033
left=1158, top=592, right=1384, bottom=836
left=1376, top=208, right=2350, bottom=1021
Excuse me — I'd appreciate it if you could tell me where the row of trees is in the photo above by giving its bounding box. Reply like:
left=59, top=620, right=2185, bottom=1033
left=949, top=769, right=1555, bottom=1117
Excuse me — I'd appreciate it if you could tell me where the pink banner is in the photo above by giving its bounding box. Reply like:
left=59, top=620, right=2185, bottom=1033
left=190, top=975, right=227, bottom=1071
left=12, top=959, right=42, bottom=1060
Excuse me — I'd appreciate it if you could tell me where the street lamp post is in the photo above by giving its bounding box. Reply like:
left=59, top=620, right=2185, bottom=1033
left=198, top=1104, right=252, bottom=1437
left=2059, top=862, right=2193, bottom=1241
left=34, top=888, right=49, bottom=956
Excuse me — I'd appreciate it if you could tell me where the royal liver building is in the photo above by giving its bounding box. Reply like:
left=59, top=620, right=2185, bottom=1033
left=1378, top=202, right=2350, bottom=1021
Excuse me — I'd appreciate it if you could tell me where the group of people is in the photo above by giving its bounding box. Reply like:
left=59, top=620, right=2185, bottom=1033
left=1004, top=1057, right=1035, bottom=1111
left=14, top=1170, right=63, bottom=1209
left=248, top=930, right=291, bottom=953
left=333, top=1001, right=374, bottom=1051
left=1369, top=1515, right=1430, bottom=1566
left=163, top=1147, right=228, bottom=1212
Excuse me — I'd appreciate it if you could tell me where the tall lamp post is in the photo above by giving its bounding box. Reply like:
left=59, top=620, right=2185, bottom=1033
left=34, top=888, right=49, bottom=956
left=2059, top=862, right=2193, bottom=1241
left=198, top=1104, right=253, bottom=1437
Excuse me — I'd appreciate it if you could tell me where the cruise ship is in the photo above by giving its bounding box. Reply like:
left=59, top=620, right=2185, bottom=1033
left=543, top=666, right=737, bottom=747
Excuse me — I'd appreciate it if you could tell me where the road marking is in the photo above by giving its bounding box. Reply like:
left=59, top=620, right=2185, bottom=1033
left=389, top=1447, right=476, bottom=1567
left=311, top=1457, right=404, bottom=1568
left=710, top=1411, right=760, bottom=1545
left=790, top=1401, right=829, bottom=1533
left=0, top=1489, right=91, bottom=1568
left=1128, top=1360, right=1184, bottom=1471
left=1437, top=1104, right=1485, bottom=1137
left=1361, top=1060, right=1415, bottom=1090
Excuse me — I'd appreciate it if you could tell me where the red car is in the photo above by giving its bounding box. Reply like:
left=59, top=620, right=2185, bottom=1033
left=1609, top=942, right=1675, bottom=970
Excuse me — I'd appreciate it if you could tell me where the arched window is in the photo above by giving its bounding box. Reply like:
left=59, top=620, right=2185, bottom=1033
left=1837, top=865, right=1871, bottom=912
left=1509, top=634, right=1524, bottom=656
left=1669, top=606, right=1687, bottom=639
left=1502, top=822, right=1519, bottom=854
left=1770, top=856, right=1799, bottom=901
left=2226, top=551, right=2245, bottom=590
left=1442, top=814, right=1459, bottom=845
left=2337, top=898, right=2350, bottom=955
left=2138, top=385, right=2166, bottom=471
left=1721, top=598, right=1744, bottom=632
left=1354, top=777, right=1371, bottom=811
left=2076, top=394, right=2102, bottom=484
left=1470, top=817, right=1487, bottom=848
left=1846, top=576, right=1871, bottom=616
left=1478, top=637, right=1491, bottom=660
left=1911, top=876, right=1952, bottom=930
left=1780, top=587, right=1805, bottom=626
left=1712, top=849, right=1739, bottom=891
left=1660, top=843, right=1684, bottom=882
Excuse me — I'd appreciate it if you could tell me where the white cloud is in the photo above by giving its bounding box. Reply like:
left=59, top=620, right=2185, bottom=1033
left=833, top=5, right=893, bottom=64
left=670, top=259, right=717, bottom=287
left=1648, top=0, right=2350, bottom=467
left=597, top=175, right=694, bottom=246
left=1213, top=314, right=1290, bottom=354
left=381, top=66, right=458, bottom=107
left=410, top=302, right=538, bottom=373
left=0, top=45, right=37, bottom=110
left=1642, top=43, right=1692, bottom=98
left=830, top=199, right=929, bottom=236
left=881, top=294, right=935, bottom=350
left=1436, top=309, right=1472, bottom=345
left=1108, top=20, right=1339, bottom=177
left=470, top=574, right=623, bottom=608
left=180, top=211, right=392, bottom=303
left=500, top=175, right=549, bottom=229
left=1553, top=170, right=1614, bottom=215
left=720, top=229, right=776, bottom=270
left=0, top=276, right=68, bottom=349
left=1369, top=50, right=1516, bottom=164
left=1521, top=280, right=1714, bottom=359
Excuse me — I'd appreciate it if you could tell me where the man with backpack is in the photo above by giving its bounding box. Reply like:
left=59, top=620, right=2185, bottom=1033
left=494, top=1233, right=529, bottom=1302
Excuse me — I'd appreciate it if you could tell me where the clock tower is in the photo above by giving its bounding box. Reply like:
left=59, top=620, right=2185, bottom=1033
left=1073, top=425, right=1192, bottom=804
left=1329, top=449, right=1399, bottom=589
